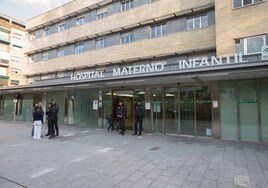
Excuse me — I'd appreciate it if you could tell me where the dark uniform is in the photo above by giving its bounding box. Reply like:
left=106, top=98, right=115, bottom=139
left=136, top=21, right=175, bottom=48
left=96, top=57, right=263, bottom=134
left=46, top=102, right=59, bottom=139
left=45, top=104, right=53, bottom=137
left=133, top=102, right=144, bottom=136
left=116, top=102, right=127, bottom=135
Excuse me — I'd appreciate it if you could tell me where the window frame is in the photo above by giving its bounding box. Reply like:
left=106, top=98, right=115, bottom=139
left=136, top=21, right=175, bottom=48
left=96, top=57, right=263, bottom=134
left=58, top=22, right=67, bottom=32
left=244, top=35, right=266, bottom=55
left=43, top=28, right=50, bottom=37
left=150, top=23, right=166, bottom=38
left=30, top=32, right=36, bottom=41
left=28, top=55, right=34, bottom=63
left=232, top=0, right=264, bottom=8
left=96, top=7, right=108, bottom=20
left=57, top=48, right=65, bottom=58
left=13, top=33, right=22, bottom=40
left=11, top=68, right=20, bottom=74
left=120, top=32, right=134, bottom=44
left=75, top=43, right=85, bottom=54
left=11, top=56, right=20, bottom=63
left=96, top=38, right=107, bottom=49
left=76, top=16, right=86, bottom=25
left=41, top=52, right=49, bottom=61
left=187, top=14, right=208, bottom=31
left=121, top=0, right=134, bottom=12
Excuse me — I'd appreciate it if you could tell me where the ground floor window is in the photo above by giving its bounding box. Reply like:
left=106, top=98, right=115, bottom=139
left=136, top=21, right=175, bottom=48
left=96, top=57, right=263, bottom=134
left=220, top=79, right=268, bottom=142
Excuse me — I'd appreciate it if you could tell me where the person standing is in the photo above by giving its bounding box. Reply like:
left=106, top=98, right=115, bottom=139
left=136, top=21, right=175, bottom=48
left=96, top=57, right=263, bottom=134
left=45, top=102, right=52, bottom=137
left=31, top=102, right=44, bottom=137
left=46, top=99, right=59, bottom=139
left=51, top=99, right=59, bottom=136
left=116, top=101, right=127, bottom=135
left=32, top=106, right=43, bottom=140
left=133, top=101, right=145, bottom=136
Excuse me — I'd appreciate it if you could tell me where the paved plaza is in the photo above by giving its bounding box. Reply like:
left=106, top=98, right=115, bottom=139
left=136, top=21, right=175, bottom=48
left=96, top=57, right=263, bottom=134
left=0, top=121, right=268, bottom=188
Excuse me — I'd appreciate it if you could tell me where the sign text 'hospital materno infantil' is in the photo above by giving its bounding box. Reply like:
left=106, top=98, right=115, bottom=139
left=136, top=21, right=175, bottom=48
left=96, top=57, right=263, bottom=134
left=70, top=53, right=247, bottom=81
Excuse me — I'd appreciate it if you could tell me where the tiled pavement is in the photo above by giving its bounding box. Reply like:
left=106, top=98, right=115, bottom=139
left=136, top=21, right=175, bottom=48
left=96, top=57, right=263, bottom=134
left=0, top=120, right=268, bottom=188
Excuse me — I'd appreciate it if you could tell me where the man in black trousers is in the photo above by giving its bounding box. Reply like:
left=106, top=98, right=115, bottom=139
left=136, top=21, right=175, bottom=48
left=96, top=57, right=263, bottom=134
left=51, top=99, right=59, bottom=136
left=45, top=102, right=52, bottom=137
left=133, top=101, right=144, bottom=136
left=116, top=101, right=127, bottom=135
left=46, top=99, right=59, bottom=139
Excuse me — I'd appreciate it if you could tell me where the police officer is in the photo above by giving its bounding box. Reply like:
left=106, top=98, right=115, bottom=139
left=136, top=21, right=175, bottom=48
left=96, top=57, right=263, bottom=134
left=46, top=99, right=59, bottom=139
left=116, top=101, right=127, bottom=135
left=50, top=99, right=59, bottom=136
left=45, top=102, right=52, bottom=137
left=133, top=101, right=144, bottom=136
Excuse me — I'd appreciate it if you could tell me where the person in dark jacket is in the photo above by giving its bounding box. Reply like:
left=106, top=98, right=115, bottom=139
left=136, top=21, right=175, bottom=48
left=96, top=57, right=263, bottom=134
left=32, top=106, right=43, bottom=140
left=133, top=101, right=145, bottom=136
left=116, top=101, right=127, bottom=135
left=45, top=102, right=52, bottom=137
left=46, top=99, right=59, bottom=139
left=51, top=99, right=59, bottom=137
left=31, top=102, right=44, bottom=137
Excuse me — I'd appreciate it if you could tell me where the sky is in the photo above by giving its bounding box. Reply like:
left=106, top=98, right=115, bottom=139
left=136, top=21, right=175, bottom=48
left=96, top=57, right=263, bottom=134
left=0, top=0, right=73, bottom=22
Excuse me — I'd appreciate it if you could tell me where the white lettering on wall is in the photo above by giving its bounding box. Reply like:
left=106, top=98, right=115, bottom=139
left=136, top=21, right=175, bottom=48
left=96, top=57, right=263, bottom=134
left=178, top=53, right=247, bottom=69
left=71, top=70, right=104, bottom=81
left=70, top=53, right=248, bottom=81
left=112, top=63, right=164, bottom=76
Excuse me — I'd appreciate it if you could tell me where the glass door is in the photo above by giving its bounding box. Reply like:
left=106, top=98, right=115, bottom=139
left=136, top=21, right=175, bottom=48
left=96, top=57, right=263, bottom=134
left=196, top=86, right=212, bottom=136
left=151, top=88, right=164, bottom=133
left=180, top=87, right=195, bottom=135
left=179, top=86, right=212, bottom=137
left=67, top=91, right=75, bottom=125
left=113, top=90, right=134, bottom=130
left=102, top=91, right=113, bottom=128
left=164, top=88, right=179, bottom=134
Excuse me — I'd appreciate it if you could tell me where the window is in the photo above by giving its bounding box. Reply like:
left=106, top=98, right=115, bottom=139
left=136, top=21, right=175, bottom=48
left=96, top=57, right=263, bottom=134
left=96, top=38, right=107, bottom=49
left=11, top=68, right=20, bottom=74
left=233, top=0, right=263, bottom=8
left=30, top=32, right=36, bottom=41
left=76, top=16, right=85, bottom=25
left=57, top=48, right=65, bottom=58
left=151, top=23, right=166, bottom=38
left=75, top=43, right=85, bottom=54
left=27, top=77, right=34, bottom=85
left=58, top=23, right=66, bottom=32
left=13, top=34, right=21, bottom=40
left=121, top=0, right=134, bottom=11
left=0, top=31, right=9, bottom=41
left=0, top=67, right=7, bottom=76
left=41, top=75, right=48, bottom=80
left=12, top=56, right=20, bottom=63
left=97, top=7, right=107, bottom=19
left=120, top=32, right=134, bottom=44
left=56, top=72, right=64, bottom=78
left=235, top=35, right=266, bottom=55
left=42, top=52, right=49, bottom=61
left=43, top=28, right=50, bottom=36
left=29, top=55, right=34, bottom=63
left=187, top=15, right=208, bottom=30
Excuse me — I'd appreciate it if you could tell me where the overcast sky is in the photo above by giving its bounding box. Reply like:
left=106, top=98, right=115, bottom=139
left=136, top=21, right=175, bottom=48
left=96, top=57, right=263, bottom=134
left=0, top=0, right=73, bottom=22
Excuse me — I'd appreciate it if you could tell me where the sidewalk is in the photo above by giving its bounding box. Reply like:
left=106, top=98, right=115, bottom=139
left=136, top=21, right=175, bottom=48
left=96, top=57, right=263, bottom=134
left=0, top=120, right=268, bottom=188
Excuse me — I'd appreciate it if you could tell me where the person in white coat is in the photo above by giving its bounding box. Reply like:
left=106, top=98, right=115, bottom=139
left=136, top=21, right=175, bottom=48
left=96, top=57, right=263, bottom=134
left=32, top=106, right=43, bottom=140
